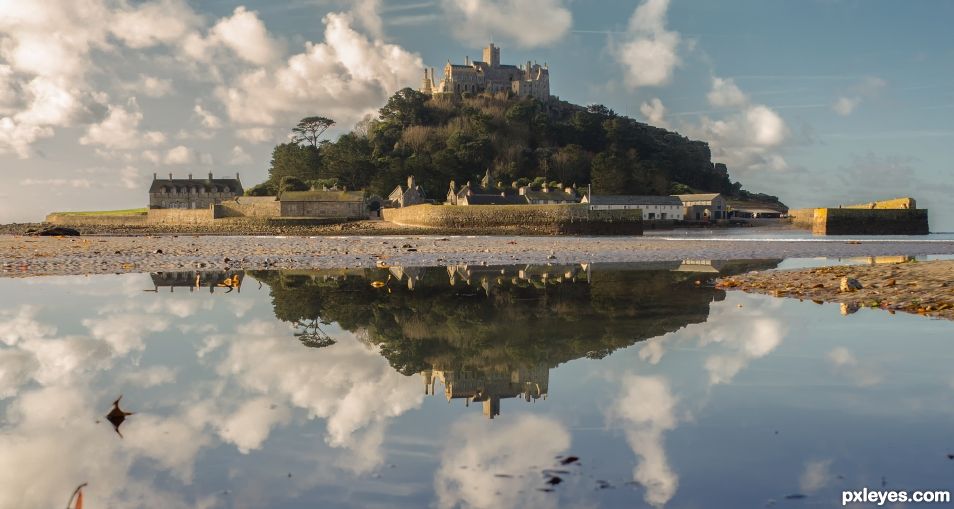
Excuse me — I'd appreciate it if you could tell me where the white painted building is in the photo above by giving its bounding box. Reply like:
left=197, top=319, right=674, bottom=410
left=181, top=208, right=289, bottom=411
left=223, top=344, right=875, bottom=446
left=581, top=195, right=685, bottom=220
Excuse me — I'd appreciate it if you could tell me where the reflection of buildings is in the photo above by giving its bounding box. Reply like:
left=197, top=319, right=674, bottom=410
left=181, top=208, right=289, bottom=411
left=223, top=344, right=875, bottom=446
left=422, top=365, right=549, bottom=419
left=148, top=271, right=244, bottom=293
left=844, top=256, right=917, bottom=265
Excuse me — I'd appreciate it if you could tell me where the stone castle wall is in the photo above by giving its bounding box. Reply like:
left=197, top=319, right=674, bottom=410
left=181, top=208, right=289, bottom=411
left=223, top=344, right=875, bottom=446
left=383, top=204, right=643, bottom=235
left=843, top=197, right=917, bottom=210
left=45, top=213, right=148, bottom=226
left=146, top=208, right=216, bottom=225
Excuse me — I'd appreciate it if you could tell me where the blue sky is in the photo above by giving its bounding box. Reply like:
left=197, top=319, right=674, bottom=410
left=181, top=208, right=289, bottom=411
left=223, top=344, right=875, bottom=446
left=0, top=0, right=951, bottom=229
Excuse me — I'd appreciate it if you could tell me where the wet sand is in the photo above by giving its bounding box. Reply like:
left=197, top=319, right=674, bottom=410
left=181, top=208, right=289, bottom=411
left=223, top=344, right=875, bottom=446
left=717, top=259, right=954, bottom=320
left=3, top=234, right=954, bottom=277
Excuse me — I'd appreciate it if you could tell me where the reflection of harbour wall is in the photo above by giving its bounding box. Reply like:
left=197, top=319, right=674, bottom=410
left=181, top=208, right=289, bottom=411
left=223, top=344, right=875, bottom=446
left=382, top=204, right=643, bottom=235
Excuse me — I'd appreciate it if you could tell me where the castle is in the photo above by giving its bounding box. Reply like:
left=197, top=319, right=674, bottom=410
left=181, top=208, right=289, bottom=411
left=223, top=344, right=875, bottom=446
left=420, top=43, right=551, bottom=101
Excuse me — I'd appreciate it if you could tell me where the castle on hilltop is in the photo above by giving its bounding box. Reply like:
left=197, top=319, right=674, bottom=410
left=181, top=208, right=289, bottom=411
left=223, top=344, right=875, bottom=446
left=420, top=43, right=551, bottom=101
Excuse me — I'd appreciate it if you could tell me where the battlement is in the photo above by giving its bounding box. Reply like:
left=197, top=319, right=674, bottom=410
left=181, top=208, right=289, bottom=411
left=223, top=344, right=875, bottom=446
left=421, top=43, right=551, bottom=101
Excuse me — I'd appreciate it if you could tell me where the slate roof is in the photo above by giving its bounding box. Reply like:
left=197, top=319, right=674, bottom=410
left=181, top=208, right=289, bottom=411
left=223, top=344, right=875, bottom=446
left=674, top=193, right=723, bottom=202
left=522, top=190, right=579, bottom=202
left=279, top=190, right=365, bottom=202
left=586, top=195, right=681, bottom=206
left=149, top=177, right=242, bottom=194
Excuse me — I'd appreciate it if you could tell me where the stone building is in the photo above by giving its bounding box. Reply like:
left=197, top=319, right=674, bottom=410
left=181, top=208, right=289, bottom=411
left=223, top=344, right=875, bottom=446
left=278, top=190, right=367, bottom=219
left=421, top=43, right=551, bottom=101
left=582, top=195, right=684, bottom=220
left=388, top=176, right=427, bottom=207
left=674, top=193, right=727, bottom=220
left=519, top=184, right=579, bottom=204
left=149, top=172, right=243, bottom=209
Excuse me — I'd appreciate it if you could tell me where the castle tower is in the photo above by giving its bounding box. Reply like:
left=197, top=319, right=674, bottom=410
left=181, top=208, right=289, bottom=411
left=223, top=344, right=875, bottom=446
left=483, top=43, right=500, bottom=68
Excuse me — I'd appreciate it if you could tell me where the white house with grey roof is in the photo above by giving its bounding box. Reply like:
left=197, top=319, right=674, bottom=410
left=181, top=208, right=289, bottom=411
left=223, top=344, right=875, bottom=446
left=581, top=195, right=684, bottom=220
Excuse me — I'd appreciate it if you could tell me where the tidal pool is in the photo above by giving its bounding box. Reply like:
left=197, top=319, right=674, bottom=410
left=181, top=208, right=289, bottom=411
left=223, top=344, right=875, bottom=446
left=2, top=260, right=953, bottom=509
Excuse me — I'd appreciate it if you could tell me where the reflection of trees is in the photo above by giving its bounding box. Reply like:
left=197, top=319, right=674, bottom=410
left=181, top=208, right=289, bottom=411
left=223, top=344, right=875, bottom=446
left=293, top=318, right=336, bottom=348
left=250, top=260, right=781, bottom=375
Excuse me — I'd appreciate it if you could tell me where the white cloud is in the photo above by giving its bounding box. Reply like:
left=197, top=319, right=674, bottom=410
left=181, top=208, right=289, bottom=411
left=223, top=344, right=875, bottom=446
left=440, top=0, right=572, bottom=48
left=826, top=347, right=882, bottom=387
left=79, top=98, right=166, bottom=150
left=163, top=145, right=195, bottom=165
left=228, top=145, right=253, bottom=165
left=640, top=97, right=668, bottom=127
left=235, top=127, right=276, bottom=143
left=613, top=0, right=681, bottom=89
left=799, top=459, right=833, bottom=494
left=832, top=96, right=859, bottom=116
left=216, top=12, right=423, bottom=128
left=434, top=414, right=571, bottom=509
left=134, top=74, right=174, bottom=98
left=217, top=397, right=292, bottom=454
left=20, top=178, right=93, bottom=188
left=609, top=375, right=679, bottom=508
left=117, top=365, right=178, bottom=388
left=707, top=77, right=747, bottom=108
left=681, top=77, right=792, bottom=173
left=193, top=103, right=222, bottom=129
left=207, top=7, right=285, bottom=66
left=352, top=0, right=385, bottom=39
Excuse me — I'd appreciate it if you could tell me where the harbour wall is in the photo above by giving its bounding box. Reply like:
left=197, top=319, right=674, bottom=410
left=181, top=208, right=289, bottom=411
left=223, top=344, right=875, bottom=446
left=382, top=204, right=643, bottom=235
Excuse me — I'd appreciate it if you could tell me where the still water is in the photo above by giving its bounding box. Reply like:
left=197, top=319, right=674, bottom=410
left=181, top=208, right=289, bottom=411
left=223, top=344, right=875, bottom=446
left=2, top=261, right=953, bottom=509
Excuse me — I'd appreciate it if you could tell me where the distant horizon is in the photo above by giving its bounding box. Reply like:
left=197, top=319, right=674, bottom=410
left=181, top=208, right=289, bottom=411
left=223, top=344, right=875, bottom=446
left=1, top=0, right=951, bottom=229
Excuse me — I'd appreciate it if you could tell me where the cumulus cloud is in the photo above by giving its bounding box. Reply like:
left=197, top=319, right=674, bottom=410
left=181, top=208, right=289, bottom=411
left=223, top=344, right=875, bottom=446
left=640, top=97, right=669, bottom=127
left=613, top=0, right=681, bottom=89
left=80, top=98, right=166, bottom=150
left=193, top=103, right=222, bottom=129
left=681, top=77, right=792, bottom=173
left=440, top=0, right=572, bottom=48
left=163, top=145, right=195, bottom=165
left=435, top=414, right=571, bottom=509
left=228, top=145, right=253, bottom=165
left=216, top=12, right=423, bottom=128
left=832, top=96, right=860, bottom=116
left=206, top=6, right=285, bottom=66
left=217, top=397, right=292, bottom=454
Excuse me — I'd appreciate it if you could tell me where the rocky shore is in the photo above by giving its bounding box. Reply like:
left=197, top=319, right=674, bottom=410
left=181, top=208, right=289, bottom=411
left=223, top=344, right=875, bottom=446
left=2, top=234, right=954, bottom=278
left=717, top=259, right=954, bottom=320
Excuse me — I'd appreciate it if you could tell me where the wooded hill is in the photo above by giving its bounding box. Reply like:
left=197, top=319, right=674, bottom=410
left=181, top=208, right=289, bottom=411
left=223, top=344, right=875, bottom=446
left=251, top=88, right=784, bottom=207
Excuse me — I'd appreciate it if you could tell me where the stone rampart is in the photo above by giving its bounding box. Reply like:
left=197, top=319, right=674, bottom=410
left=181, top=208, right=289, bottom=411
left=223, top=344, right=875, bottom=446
left=214, top=197, right=280, bottom=218
left=45, top=213, right=148, bottom=226
left=383, top=204, right=643, bottom=235
left=146, top=208, right=215, bottom=225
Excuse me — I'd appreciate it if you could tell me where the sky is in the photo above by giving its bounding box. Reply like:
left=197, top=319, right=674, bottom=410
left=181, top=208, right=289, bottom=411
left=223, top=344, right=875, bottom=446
left=0, top=0, right=952, bottom=229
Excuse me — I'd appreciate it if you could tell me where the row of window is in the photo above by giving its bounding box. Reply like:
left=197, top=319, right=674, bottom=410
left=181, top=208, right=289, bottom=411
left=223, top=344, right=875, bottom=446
left=156, top=187, right=232, bottom=194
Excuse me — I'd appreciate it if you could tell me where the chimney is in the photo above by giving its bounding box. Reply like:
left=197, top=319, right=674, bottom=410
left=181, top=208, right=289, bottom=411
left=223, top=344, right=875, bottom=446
left=207, top=172, right=213, bottom=182
left=188, top=173, right=192, bottom=180
left=235, top=172, right=240, bottom=181
left=168, top=173, right=173, bottom=180
left=408, top=175, right=415, bottom=189
left=153, top=173, right=157, bottom=180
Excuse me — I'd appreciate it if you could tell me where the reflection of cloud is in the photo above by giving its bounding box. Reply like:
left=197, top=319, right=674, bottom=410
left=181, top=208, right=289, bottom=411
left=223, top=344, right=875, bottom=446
left=434, top=414, right=570, bottom=509
left=83, top=313, right=170, bottom=355
left=208, top=320, right=423, bottom=472
left=217, top=397, right=291, bottom=454
left=699, top=306, right=785, bottom=386
left=827, top=347, right=882, bottom=387
left=609, top=375, right=678, bottom=508
left=118, top=365, right=178, bottom=388
left=799, top=459, right=833, bottom=494
left=638, top=338, right=666, bottom=364
left=0, top=349, right=37, bottom=398
left=0, top=305, right=57, bottom=346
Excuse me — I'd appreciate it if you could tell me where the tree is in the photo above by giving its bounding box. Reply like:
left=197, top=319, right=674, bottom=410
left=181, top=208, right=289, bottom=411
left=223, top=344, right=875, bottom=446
left=320, top=133, right=377, bottom=189
left=267, top=142, right=321, bottom=186
left=590, top=153, right=630, bottom=194
left=279, top=176, right=309, bottom=193
left=292, top=116, right=335, bottom=148
left=245, top=183, right=276, bottom=196
left=379, top=88, right=430, bottom=127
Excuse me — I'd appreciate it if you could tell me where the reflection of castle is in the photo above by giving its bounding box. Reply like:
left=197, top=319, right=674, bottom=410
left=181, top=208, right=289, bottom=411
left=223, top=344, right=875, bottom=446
left=422, top=365, right=549, bottom=419
left=148, top=271, right=244, bottom=293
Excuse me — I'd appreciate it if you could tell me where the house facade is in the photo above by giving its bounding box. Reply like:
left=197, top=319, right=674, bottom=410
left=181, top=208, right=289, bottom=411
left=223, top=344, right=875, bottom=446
left=674, top=193, right=727, bottom=220
left=582, top=195, right=684, bottom=220
left=388, top=176, right=427, bottom=207
left=149, top=173, right=243, bottom=209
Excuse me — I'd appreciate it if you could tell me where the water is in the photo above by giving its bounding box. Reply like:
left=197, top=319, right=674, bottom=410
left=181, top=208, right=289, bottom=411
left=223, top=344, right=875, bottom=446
left=2, top=261, right=953, bottom=509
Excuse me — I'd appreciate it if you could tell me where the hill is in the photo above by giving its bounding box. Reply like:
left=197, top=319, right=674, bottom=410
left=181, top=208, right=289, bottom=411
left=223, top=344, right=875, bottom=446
left=253, top=88, right=785, bottom=208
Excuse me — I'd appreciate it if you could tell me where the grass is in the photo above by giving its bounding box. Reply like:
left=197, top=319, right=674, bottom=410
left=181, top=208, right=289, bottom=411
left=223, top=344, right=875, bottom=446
left=50, top=208, right=148, bottom=216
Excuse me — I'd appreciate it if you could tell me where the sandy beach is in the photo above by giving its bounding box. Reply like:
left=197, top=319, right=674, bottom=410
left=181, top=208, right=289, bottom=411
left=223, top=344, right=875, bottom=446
left=717, top=259, right=954, bottom=321
left=3, top=234, right=954, bottom=277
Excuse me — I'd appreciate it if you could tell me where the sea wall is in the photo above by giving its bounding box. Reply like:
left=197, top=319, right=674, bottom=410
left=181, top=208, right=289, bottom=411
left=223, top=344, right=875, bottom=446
left=45, top=213, right=147, bottom=226
left=383, top=204, right=643, bottom=235
left=788, top=208, right=815, bottom=228
left=214, top=197, right=280, bottom=218
left=843, top=197, right=917, bottom=210
left=813, top=208, right=929, bottom=235
left=146, top=208, right=215, bottom=225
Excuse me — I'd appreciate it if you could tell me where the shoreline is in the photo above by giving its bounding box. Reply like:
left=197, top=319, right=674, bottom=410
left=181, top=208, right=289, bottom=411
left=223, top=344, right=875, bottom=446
left=2, top=234, right=954, bottom=278
left=717, top=259, right=954, bottom=321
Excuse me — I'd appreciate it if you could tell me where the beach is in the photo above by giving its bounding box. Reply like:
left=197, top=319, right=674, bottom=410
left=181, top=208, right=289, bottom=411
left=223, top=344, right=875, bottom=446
left=3, top=233, right=954, bottom=277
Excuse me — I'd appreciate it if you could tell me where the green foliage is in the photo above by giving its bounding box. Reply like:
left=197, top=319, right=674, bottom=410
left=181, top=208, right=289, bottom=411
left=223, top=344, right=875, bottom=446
left=292, top=116, right=335, bottom=147
left=267, top=143, right=320, bottom=187
left=249, top=89, right=780, bottom=203
left=279, top=176, right=309, bottom=193
left=245, top=183, right=276, bottom=196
